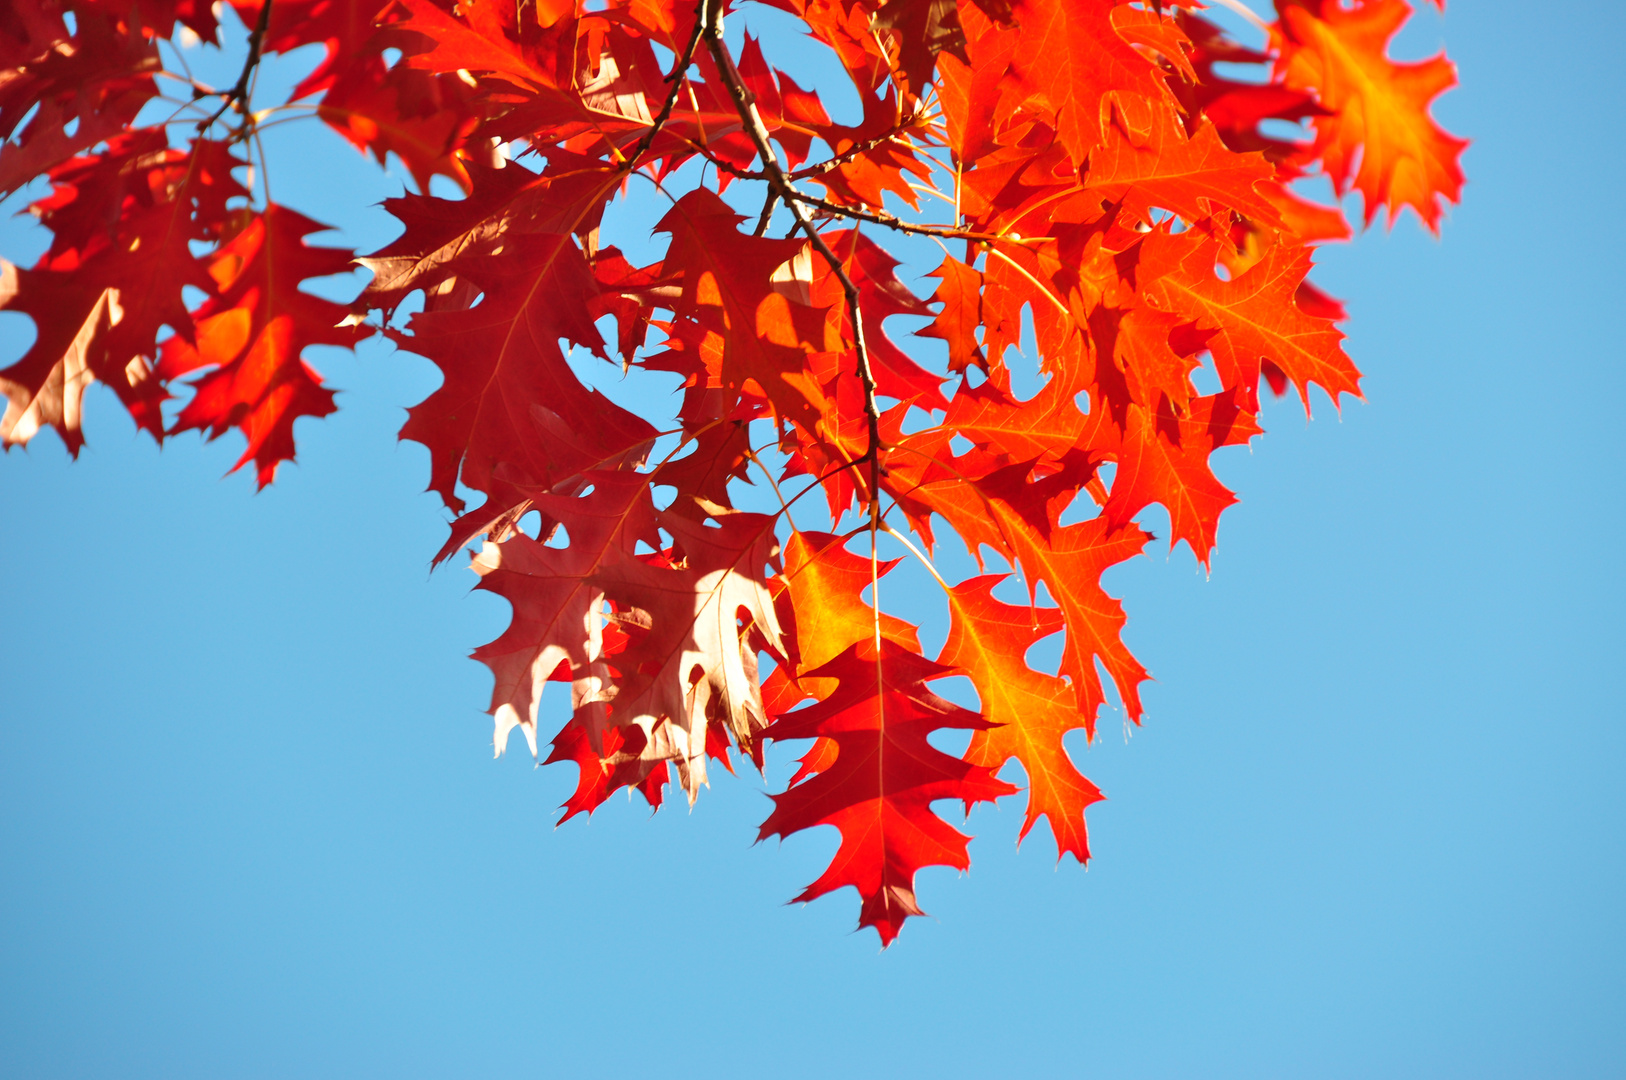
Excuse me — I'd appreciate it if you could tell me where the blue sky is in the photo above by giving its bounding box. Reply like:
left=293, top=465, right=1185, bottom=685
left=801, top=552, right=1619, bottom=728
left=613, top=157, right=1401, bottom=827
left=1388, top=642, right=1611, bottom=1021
left=1, top=2, right=1622, bottom=1076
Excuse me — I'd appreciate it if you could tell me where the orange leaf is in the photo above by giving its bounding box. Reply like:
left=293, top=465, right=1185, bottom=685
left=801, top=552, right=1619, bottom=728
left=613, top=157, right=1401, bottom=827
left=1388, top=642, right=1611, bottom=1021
left=1005, top=0, right=1170, bottom=165
left=945, top=575, right=1103, bottom=863
left=775, top=529, right=920, bottom=701
left=1101, top=389, right=1262, bottom=565
left=1136, top=227, right=1358, bottom=411
left=1277, top=0, right=1467, bottom=230
left=1084, top=114, right=1279, bottom=227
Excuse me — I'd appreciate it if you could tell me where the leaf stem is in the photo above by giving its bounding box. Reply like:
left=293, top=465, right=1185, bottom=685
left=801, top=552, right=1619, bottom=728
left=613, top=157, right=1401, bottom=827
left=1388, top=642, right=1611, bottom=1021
left=881, top=523, right=950, bottom=593
left=983, top=244, right=1071, bottom=319
left=742, top=444, right=793, bottom=520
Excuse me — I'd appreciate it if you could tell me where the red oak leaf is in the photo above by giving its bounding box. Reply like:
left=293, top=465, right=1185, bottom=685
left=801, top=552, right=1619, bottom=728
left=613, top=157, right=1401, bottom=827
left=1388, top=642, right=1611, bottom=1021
left=0, top=2, right=159, bottom=198
left=871, top=0, right=969, bottom=102
left=1171, top=9, right=1325, bottom=163
left=760, top=641, right=1018, bottom=946
left=233, top=0, right=390, bottom=101
left=768, top=528, right=921, bottom=707
left=586, top=507, right=787, bottom=798
left=158, top=205, right=361, bottom=487
left=471, top=470, right=659, bottom=760
left=934, top=0, right=1017, bottom=162
left=999, top=510, right=1151, bottom=728
left=1084, top=112, right=1279, bottom=228
left=360, top=154, right=622, bottom=318
left=318, top=60, right=481, bottom=192
left=1004, top=0, right=1171, bottom=166
left=544, top=714, right=667, bottom=823
left=389, top=236, right=644, bottom=512
left=1, top=134, right=243, bottom=452
left=896, top=448, right=1150, bottom=727
left=917, top=255, right=987, bottom=375
left=1100, top=388, right=1263, bottom=565
left=653, top=189, right=829, bottom=428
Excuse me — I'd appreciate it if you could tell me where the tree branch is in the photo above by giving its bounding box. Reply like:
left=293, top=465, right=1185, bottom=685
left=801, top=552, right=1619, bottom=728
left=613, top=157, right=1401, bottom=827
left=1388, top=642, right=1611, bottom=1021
left=700, top=0, right=886, bottom=504
left=194, top=0, right=273, bottom=136
left=789, top=191, right=1030, bottom=248
left=685, top=136, right=1030, bottom=247
left=701, top=0, right=891, bottom=692
left=753, top=189, right=779, bottom=236
left=789, top=125, right=916, bottom=180
left=620, top=0, right=710, bottom=172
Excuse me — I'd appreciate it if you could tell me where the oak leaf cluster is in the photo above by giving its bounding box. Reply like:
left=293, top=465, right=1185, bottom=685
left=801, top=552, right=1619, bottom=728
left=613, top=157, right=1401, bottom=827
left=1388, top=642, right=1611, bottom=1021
left=0, top=0, right=1463, bottom=943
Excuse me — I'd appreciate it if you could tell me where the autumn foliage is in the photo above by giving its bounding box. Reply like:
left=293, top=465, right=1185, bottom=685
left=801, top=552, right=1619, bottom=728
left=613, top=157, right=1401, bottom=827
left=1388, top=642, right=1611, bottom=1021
left=0, top=0, right=1463, bottom=943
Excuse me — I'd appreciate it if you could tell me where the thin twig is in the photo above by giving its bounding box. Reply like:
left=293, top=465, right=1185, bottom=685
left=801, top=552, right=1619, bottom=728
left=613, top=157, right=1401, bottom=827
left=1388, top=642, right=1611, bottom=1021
left=155, top=69, right=217, bottom=100
left=753, top=190, right=779, bottom=236
left=620, top=0, right=709, bottom=171
left=673, top=135, right=1034, bottom=250
left=789, top=124, right=914, bottom=179
left=251, top=124, right=273, bottom=203
left=782, top=190, right=1032, bottom=248
left=688, top=138, right=1027, bottom=246
left=194, top=0, right=273, bottom=135
left=882, top=524, right=950, bottom=592
left=742, top=445, right=793, bottom=516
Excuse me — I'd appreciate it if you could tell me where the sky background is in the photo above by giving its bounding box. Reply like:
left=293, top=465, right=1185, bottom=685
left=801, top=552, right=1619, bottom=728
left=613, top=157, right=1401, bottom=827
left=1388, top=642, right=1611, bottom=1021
left=2, top=1, right=1622, bottom=1077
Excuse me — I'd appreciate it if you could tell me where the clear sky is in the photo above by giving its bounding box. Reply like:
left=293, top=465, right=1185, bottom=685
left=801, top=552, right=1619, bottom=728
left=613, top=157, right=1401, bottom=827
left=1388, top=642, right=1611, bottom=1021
left=2, top=2, right=1622, bottom=1077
